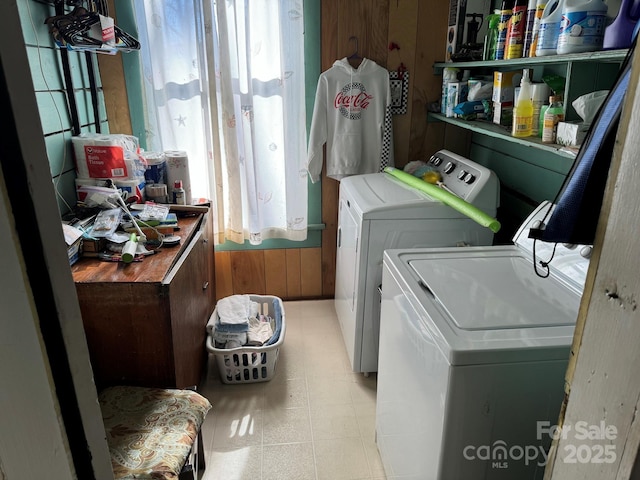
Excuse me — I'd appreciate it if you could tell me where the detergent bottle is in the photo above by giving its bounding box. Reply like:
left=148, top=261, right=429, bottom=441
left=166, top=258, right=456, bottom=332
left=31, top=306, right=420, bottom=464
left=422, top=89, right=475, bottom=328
left=536, top=0, right=566, bottom=56
left=529, top=0, right=548, bottom=56
left=603, top=0, right=640, bottom=50
left=557, top=0, right=608, bottom=54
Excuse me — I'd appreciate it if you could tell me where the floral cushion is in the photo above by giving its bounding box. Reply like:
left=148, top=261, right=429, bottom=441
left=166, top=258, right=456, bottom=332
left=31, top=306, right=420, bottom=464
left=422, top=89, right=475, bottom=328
left=99, top=386, right=212, bottom=480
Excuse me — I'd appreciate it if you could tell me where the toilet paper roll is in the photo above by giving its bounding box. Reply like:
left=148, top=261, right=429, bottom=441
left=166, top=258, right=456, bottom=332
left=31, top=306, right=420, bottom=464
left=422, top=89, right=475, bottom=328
left=384, top=167, right=501, bottom=233
left=72, top=134, right=140, bottom=179
left=164, top=150, right=192, bottom=204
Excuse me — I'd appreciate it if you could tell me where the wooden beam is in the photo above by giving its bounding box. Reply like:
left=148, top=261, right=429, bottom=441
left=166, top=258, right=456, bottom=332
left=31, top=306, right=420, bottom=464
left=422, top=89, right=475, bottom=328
left=546, top=47, right=640, bottom=480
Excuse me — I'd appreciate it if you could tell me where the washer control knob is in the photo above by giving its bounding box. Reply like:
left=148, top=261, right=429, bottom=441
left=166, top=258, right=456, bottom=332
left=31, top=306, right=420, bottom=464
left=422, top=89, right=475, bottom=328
left=464, top=173, right=476, bottom=184
left=444, top=161, right=456, bottom=174
left=432, top=156, right=442, bottom=166
left=429, top=155, right=437, bottom=164
left=457, top=170, right=468, bottom=180
left=580, top=246, right=593, bottom=259
left=563, top=243, right=577, bottom=250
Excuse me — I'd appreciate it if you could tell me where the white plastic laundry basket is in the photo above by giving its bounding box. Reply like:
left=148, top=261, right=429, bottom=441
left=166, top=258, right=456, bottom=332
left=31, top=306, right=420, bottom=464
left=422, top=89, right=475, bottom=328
left=206, top=295, right=285, bottom=384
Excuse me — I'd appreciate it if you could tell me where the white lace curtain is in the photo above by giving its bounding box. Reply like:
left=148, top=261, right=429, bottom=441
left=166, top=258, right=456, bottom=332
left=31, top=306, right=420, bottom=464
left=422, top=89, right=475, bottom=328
left=134, top=0, right=308, bottom=245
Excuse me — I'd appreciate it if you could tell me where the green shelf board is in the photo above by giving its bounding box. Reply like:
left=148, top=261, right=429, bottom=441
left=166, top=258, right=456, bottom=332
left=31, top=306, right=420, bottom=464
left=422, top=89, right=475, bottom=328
left=433, top=49, right=628, bottom=72
left=429, top=113, right=579, bottom=159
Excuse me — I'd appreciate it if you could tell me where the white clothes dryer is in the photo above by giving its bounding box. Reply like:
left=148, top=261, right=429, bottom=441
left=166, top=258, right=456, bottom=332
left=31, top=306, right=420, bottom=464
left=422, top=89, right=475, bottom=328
left=375, top=201, right=591, bottom=479
left=334, top=150, right=500, bottom=374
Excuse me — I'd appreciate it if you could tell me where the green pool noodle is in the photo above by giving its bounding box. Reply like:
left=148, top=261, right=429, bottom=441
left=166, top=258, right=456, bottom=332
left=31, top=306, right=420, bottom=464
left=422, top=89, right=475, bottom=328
left=384, top=167, right=501, bottom=233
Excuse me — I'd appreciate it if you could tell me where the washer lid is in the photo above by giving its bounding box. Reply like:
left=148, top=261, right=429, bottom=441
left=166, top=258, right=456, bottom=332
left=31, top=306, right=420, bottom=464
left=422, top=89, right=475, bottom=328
left=341, top=173, right=464, bottom=220
left=409, top=254, right=581, bottom=331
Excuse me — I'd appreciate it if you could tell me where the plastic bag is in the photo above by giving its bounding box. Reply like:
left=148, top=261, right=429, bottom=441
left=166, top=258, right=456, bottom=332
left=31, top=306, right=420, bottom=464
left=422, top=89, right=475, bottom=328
left=572, top=90, right=609, bottom=126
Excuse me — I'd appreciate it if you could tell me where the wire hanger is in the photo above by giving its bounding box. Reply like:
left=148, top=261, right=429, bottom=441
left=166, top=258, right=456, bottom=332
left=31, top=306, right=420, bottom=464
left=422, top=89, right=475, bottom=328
left=44, top=4, right=140, bottom=53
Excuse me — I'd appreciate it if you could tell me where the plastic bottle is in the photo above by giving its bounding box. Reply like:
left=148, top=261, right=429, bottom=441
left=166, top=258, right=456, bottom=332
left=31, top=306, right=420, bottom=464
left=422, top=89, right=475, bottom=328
left=539, top=104, right=549, bottom=137
left=173, top=180, right=186, bottom=205
left=542, top=96, right=565, bottom=143
left=557, top=0, right=608, bottom=54
left=483, top=13, right=501, bottom=60
left=536, top=0, right=566, bottom=56
left=512, top=69, right=534, bottom=137
left=529, top=0, right=548, bottom=56
left=496, top=0, right=514, bottom=60
left=506, top=0, right=529, bottom=58
left=523, top=0, right=540, bottom=56
left=531, top=82, right=550, bottom=136
left=603, top=0, right=640, bottom=50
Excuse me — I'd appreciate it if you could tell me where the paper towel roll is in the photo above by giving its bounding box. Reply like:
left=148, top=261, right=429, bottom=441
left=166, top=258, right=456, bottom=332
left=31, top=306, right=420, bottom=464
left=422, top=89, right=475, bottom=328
left=164, top=150, right=192, bottom=204
left=384, top=167, right=501, bottom=233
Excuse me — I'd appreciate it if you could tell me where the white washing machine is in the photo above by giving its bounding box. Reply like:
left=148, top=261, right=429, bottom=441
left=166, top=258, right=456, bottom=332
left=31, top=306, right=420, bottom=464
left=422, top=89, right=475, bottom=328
left=375, top=201, right=591, bottom=480
left=334, top=150, right=500, bottom=374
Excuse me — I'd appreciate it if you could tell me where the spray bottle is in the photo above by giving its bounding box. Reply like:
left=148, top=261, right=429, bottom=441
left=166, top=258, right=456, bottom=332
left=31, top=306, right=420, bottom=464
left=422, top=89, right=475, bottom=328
left=506, top=0, right=529, bottom=58
left=496, top=0, right=514, bottom=59
left=512, top=69, right=534, bottom=137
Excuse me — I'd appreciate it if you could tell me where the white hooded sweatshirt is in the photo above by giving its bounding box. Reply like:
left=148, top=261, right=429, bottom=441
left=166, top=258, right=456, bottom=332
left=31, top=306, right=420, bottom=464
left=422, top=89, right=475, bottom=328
left=306, top=58, right=394, bottom=183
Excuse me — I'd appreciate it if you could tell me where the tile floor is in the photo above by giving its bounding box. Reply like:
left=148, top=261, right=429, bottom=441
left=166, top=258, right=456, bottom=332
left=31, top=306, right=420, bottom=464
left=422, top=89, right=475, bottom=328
left=199, top=299, right=387, bottom=480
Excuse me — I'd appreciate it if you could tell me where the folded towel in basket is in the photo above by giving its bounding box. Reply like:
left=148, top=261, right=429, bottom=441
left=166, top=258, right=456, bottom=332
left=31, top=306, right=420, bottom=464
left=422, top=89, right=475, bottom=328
left=217, top=294, right=258, bottom=326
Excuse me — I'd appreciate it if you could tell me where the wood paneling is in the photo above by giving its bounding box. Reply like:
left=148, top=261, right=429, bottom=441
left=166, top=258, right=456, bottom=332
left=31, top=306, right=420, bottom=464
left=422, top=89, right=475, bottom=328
left=230, top=250, right=265, bottom=294
left=214, top=251, right=233, bottom=299
left=300, top=247, right=323, bottom=297
left=99, top=0, right=132, bottom=136
left=285, top=249, right=302, bottom=298
left=264, top=249, right=288, bottom=299
left=214, top=247, right=324, bottom=301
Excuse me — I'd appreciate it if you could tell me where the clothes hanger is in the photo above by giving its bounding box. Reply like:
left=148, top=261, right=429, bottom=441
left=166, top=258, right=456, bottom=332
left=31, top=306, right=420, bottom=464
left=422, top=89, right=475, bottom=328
left=45, top=4, right=140, bottom=53
left=347, top=36, right=363, bottom=67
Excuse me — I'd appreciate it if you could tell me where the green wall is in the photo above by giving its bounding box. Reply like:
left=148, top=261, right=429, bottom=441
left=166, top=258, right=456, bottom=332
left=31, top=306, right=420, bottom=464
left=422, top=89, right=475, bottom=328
left=18, top=0, right=108, bottom=217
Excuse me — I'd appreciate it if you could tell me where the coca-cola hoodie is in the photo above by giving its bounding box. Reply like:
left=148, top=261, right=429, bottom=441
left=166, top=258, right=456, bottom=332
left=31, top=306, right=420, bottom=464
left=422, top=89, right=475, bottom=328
left=306, top=57, right=394, bottom=183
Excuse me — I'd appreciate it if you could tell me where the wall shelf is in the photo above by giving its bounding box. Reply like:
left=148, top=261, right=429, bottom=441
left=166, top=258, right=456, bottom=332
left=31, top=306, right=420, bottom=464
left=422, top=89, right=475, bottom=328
left=433, top=49, right=629, bottom=74
left=429, top=113, right=578, bottom=159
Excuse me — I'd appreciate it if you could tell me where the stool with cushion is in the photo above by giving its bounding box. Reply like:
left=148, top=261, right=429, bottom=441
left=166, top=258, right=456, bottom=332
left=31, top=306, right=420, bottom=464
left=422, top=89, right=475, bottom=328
left=99, top=385, right=211, bottom=480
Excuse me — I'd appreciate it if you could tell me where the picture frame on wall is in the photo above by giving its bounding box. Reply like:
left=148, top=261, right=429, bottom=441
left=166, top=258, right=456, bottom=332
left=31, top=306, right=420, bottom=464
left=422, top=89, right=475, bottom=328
left=389, top=71, right=409, bottom=115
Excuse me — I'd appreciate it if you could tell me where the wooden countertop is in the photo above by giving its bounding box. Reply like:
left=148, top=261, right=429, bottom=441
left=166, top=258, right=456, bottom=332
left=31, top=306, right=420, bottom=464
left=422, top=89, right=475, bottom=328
left=71, top=214, right=202, bottom=284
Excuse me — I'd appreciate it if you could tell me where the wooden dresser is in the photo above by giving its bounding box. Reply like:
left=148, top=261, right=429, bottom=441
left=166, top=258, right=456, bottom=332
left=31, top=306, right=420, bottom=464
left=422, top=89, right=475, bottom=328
left=71, top=208, right=215, bottom=390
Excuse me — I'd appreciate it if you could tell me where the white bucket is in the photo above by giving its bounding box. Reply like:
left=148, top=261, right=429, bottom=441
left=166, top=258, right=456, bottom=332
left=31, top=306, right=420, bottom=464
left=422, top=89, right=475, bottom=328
left=557, top=0, right=608, bottom=54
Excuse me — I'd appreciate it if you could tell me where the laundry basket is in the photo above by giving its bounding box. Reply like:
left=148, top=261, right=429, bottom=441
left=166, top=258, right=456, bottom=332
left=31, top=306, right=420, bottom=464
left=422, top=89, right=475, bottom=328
left=206, top=295, right=285, bottom=384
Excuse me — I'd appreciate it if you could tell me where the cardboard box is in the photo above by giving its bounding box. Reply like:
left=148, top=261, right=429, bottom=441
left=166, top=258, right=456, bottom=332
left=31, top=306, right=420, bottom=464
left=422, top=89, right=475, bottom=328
left=557, top=121, right=589, bottom=147
left=446, top=0, right=468, bottom=62
left=493, top=102, right=513, bottom=126
left=62, top=223, right=84, bottom=266
left=446, top=0, right=493, bottom=61
left=492, top=69, right=533, bottom=104
left=445, top=82, right=469, bottom=117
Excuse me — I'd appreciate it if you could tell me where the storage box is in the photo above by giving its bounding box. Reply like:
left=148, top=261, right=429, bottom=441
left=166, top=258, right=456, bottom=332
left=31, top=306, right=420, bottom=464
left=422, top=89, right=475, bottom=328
left=492, top=69, right=534, bottom=103
left=493, top=101, right=513, bottom=126
left=445, top=82, right=469, bottom=117
left=62, top=223, right=83, bottom=266
left=445, top=0, right=468, bottom=62
left=556, top=121, right=589, bottom=147
left=206, top=295, right=285, bottom=384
